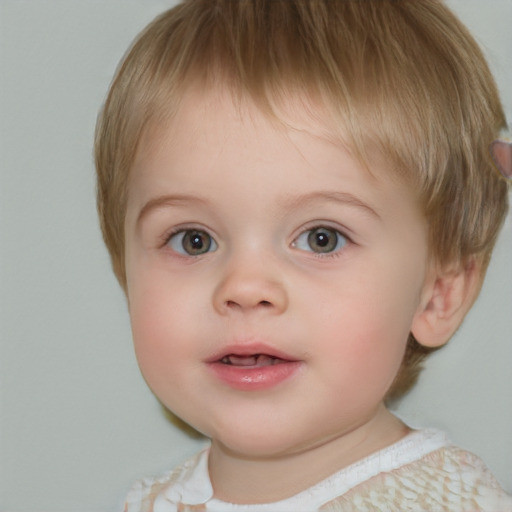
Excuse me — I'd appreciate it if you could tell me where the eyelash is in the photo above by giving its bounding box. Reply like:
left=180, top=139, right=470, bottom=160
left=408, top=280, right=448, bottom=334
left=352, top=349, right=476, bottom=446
left=162, top=227, right=217, bottom=256
left=160, top=224, right=352, bottom=258
left=292, top=225, right=351, bottom=258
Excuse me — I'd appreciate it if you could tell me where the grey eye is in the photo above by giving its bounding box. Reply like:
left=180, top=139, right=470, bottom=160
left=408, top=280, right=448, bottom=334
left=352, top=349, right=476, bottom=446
left=168, top=229, right=217, bottom=255
left=294, top=227, right=347, bottom=254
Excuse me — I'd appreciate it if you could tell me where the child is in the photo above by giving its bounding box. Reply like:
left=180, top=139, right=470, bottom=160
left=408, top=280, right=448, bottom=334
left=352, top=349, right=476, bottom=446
left=95, top=0, right=512, bottom=510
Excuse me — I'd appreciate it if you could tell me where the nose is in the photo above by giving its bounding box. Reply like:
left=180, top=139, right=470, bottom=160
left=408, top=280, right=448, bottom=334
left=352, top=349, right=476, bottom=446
left=212, top=257, right=288, bottom=315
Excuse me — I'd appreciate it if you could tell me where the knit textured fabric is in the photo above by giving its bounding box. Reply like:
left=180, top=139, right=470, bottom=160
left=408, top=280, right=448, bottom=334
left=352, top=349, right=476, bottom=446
left=124, top=429, right=512, bottom=512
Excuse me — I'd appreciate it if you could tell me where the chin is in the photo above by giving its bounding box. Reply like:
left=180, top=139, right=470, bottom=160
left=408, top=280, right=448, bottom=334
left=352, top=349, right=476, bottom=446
left=214, top=431, right=302, bottom=459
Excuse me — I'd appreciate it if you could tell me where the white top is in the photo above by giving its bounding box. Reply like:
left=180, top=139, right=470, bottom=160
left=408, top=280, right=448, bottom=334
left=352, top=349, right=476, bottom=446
left=124, top=429, right=512, bottom=512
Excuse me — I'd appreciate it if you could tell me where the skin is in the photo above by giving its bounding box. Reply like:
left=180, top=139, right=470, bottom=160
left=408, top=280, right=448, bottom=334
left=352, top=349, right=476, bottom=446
left=124, top=87, right=438, bottom=504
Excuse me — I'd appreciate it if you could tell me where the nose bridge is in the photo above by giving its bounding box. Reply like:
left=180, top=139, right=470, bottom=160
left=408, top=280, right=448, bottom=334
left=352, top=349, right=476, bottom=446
left=212, top=245, right=288, bottom=314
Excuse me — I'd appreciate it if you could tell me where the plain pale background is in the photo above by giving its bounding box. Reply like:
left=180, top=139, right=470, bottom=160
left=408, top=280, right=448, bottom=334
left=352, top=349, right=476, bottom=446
left=0, top=1, right=511, bottom=511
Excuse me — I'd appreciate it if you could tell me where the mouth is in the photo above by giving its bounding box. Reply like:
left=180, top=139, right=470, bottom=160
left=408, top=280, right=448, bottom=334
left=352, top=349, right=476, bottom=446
left=206, top=344, right=301, bottom=390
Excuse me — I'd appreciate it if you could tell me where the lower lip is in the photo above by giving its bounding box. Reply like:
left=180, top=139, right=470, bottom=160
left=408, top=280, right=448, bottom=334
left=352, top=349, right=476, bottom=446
left=207, top=361, right=302, bottom=391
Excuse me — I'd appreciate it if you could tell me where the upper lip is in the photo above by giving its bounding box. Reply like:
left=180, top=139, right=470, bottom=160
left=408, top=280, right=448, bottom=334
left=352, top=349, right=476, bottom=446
left=205, top=342, right=298, bottom=363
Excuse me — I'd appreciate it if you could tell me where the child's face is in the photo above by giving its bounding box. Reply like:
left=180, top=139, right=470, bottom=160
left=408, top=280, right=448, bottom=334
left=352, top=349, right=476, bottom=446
left=124, top=88, right=433, bottom=458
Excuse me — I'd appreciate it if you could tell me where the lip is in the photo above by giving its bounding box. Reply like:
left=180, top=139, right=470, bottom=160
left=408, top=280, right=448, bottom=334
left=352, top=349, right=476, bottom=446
left=205, top=342, right=302, bottom=391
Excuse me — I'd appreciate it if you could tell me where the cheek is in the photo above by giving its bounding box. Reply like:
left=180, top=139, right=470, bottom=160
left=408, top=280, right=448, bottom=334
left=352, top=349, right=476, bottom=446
left=310, top=269, right=417, bottom=390
left=127, top=270, right=195, bottom=390
left=129, top=301, right=177, bottom=393
left=324, top=312, right=406, bottom=383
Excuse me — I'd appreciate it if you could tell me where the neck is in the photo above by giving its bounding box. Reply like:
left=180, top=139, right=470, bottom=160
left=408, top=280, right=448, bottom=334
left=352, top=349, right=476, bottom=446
left=208, top=406, right=410, bottom=504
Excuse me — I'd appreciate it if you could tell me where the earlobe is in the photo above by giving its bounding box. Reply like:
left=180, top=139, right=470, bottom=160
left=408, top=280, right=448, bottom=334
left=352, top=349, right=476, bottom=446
left=411, top=260, right=481, bottom=348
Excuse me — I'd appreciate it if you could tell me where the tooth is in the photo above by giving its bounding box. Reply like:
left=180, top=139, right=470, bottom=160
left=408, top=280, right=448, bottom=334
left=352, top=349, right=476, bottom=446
left=227, top=355, right=258, bottom=366
left=219, top=354, right=285, bottom=367
left=257, top=355, right=281, bottom=366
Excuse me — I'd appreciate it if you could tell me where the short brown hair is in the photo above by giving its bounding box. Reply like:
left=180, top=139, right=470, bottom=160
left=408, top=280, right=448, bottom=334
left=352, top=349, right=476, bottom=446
left=95, top=0, right=509, bottom=399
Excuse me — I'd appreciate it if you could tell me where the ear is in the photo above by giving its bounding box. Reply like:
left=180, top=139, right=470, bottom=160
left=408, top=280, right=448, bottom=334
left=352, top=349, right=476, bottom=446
left=411, top=259, right=481, bottom=348
left=490, top=139, right=512, bottom=179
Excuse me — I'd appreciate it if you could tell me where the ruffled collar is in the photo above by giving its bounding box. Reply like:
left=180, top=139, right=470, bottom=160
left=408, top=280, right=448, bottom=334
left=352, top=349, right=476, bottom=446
left=153, top=429, right=449, bottom=512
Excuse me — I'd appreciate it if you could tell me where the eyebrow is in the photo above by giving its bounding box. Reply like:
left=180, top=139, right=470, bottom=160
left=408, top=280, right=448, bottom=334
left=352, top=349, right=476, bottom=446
left=136, top=194, right=209, bottom=225
left=281, top=191, right=381, bottom=220
left=136, top=190, right=381, bottom=225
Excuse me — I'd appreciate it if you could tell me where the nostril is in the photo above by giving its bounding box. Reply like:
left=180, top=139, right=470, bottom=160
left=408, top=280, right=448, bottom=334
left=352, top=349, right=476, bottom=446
left=225, top=299, right=273, bottom=308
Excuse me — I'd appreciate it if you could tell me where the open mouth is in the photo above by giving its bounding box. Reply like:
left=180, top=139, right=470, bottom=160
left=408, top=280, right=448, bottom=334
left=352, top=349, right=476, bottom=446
left=220, top=354, right=286, bottom=367
left=208, top=346, right=301, bottom=389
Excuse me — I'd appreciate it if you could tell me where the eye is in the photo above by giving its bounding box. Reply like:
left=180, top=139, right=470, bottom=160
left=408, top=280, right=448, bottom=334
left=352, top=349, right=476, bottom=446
left=167, top=229, right=217, bottom=256
left=293, top=226, right=347, bottom=254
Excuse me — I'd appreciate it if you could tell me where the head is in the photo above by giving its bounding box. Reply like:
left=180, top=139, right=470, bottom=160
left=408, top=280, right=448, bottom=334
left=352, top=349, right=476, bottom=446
left=95, top=0, right=508, bottom=404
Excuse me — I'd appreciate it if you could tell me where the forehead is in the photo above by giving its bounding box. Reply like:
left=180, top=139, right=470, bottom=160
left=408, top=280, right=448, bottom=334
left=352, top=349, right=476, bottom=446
left=136, top=85, right=343, bottom=161
left=129, top=89, right=379, bottom=215
left=132, top=84, right=397, bottom=188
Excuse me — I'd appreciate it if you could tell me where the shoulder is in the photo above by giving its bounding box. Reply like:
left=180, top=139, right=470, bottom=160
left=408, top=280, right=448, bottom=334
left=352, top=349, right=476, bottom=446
left=321, top=444, right=512, bottom=512
left=123, top=472, right=173, bottom=512
left=123, top=448, right=210, bottom=512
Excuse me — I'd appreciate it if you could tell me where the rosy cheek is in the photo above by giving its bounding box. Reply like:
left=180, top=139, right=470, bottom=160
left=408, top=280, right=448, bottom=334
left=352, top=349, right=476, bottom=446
left=129, top=297, right=171, bottom=368
left=325, top=299, right=407, bottom=389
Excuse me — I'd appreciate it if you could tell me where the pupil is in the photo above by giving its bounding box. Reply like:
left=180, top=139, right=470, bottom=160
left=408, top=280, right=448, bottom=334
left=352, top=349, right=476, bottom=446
left=191, top=234, right=203, bottom=249
left=316, top=232, right=329, bottom=247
